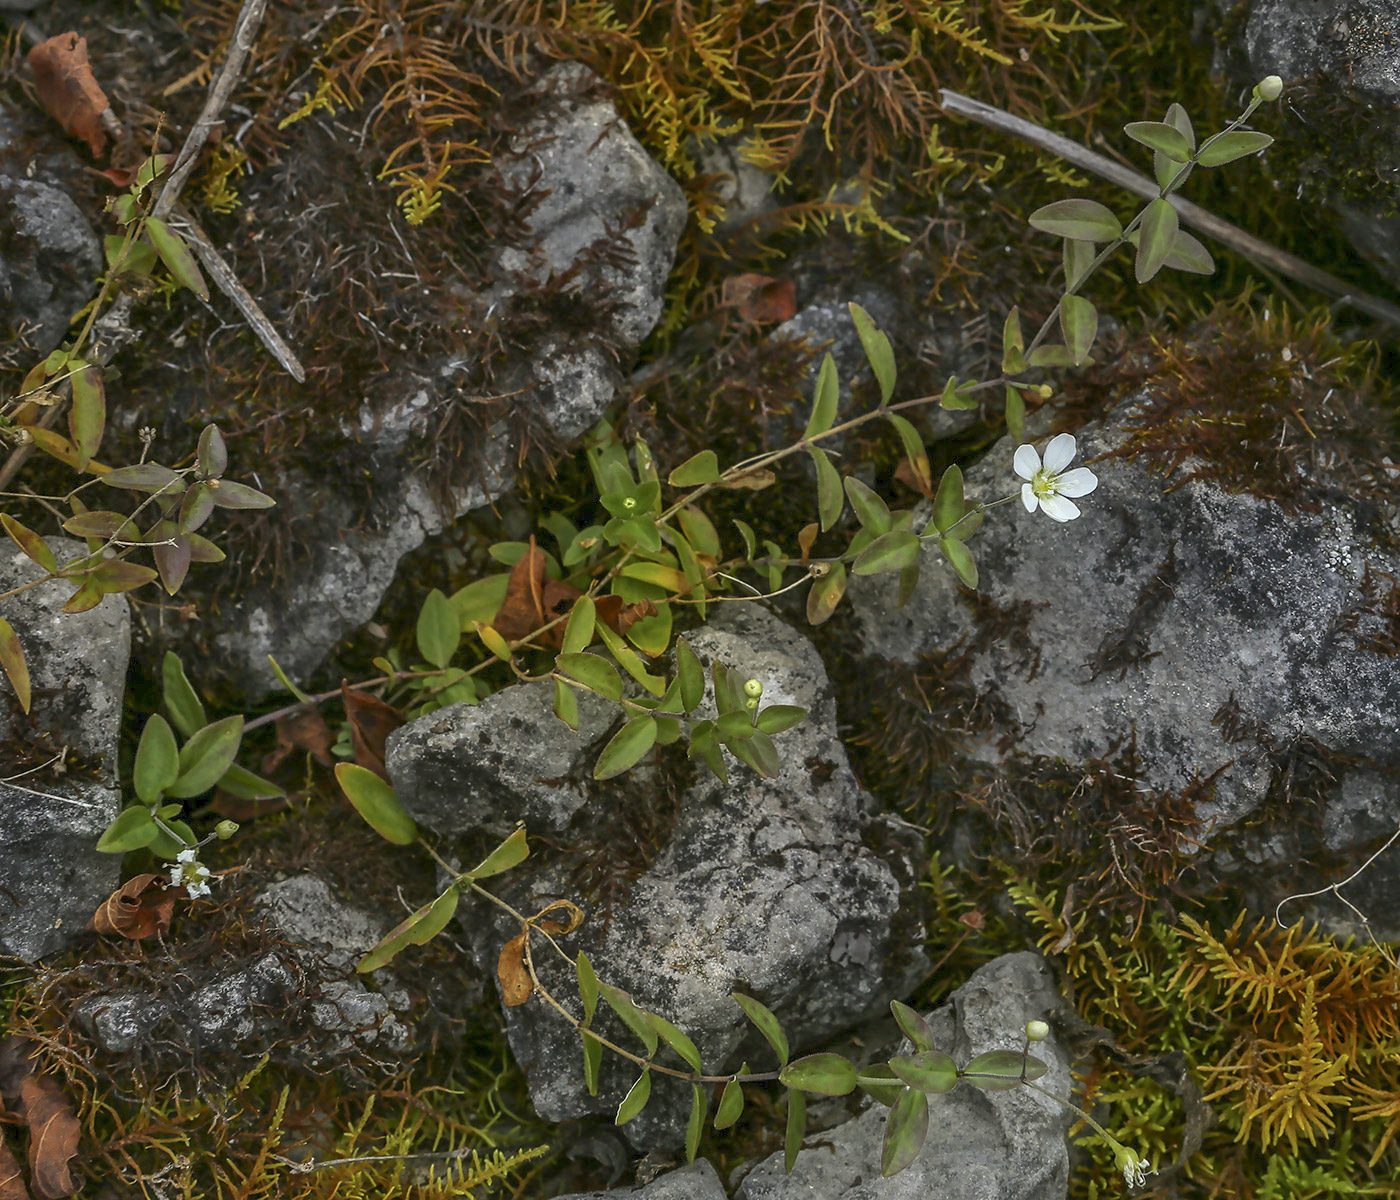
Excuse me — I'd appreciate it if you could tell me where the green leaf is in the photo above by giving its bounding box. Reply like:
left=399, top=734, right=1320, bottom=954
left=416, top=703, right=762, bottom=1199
left=101, top=463, right=182, bottom=492
left=676, top=638, right=705, bottom=712
left=717, top=710, right=758, bottom=742
left=415, top=588, right=459, bottom=669
left=599, top=984, right=659, bottom=1055
left=804, top=353, right=839, bottom=438
left=96, top=805, right=159, bottom=854
left=805, top=562, right=846, bottom=626
left=932, top=465, right=964, bottom=535
left=647, top=1013, right=703, bottom=1072
left=849, top=302, right=895, bottom=403
left=733, top=992, right=789, bottom=1066
left=1162, top=102, right=1195, bottom=149
left=583, top=1031, right=603, bottom=1095
left=733, top=518, right=757, bottom=562
left=595, top=716, right=658, bottom=780
left=779, top=1053, right=857, bottom=1096
left=577, top=952, right=600, bottom=1025
left=197, top=424, right=227, bottom=478
left=938, top=536, right=978, bottom=588
left=669, top=450, right=721, bottom=487
left=1028, top=198, right=1122, bottom=243
left=1001, top=306, right=1026, bottom=374
left=1197, top=129, right=1273, bottom=167
left=67, top=358, right=104, bottom=471
left=169, top=715, right=244, bottom=798
left=1135, top=197, right=1178, bottom=283
left=561, top=595, right=596, bottom=654
left=216, top=763, right=285, bottom=801
left=677, top=507, right=721, bottom=559
left=715, top=1071, right=746, bottom=1130
left=1005, top=386, right=1025, bottom=444
left=2, top=514, right=58, bottom=574
left=145, top=216, right=209, bottom=300
left=0, top=618, right=30, bottom=716
left=728, top=728, right=779, bottom=778
left=939, top=375, right=979, bottom=410
left=162, top=652, right=207, bottom=737
left=808, top=445, right=844, bottom=532
left=1062, top=238, right=1095, bottom=290
left=358, top=885, right=459, bottom=972
left=784, top=1090, right=806, bottom=1175
left=1124, top=120, right=1192, bottom=161
left=889, top=1050, right=959, bottom=1094
left=616, top=1071, right=652, bottom=1125
left=133, top=715, right=179, bottom=804
left=149, top=818, right=196, bottom=859
left=1059, top=295, right=1097, bottom=365
left=553, top=678, right=579, bottom=730
left=558, top=652, right=623, bottom=701
left=843, top=477, right=891, bottom=535
left=266, top=653, right=313, bottom=705
left=449, top=574, right=509, bottom=628
left=852, top=530, right=920, bottom=576
left=891, top=999, right=936, bottom=1052
left=961, top=1049, right=1048, bottom=1091
left=1163, top=229, right=1215, bottom=275
left=858, top=1063, right=905, bottom=1108
left=595, top=623, right=666, bottom=696
left=210, top=480, right=275, bottom=509
left=468, top=827, right=529, bottom=879
left=334, top=763, right=417, bottom=844
left=755, top=705, right=806, bottom=735
left=688, top=720, right=728, bottom=785
left=180, top=483, right=216, bottom=533
left=881, top=1087, right=928, bottom=1177
left=887, top=414, right=932, bottom=496
left=686, top=1084, right=705, bottom=1165
left=1027, top=345, right=1079, bottom=369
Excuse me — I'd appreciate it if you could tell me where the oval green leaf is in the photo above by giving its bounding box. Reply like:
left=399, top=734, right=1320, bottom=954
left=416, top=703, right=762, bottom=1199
left=599, top=984, right=659, bottom=1055
left=1163, top=229, right=1215, bottom=275
left=162, top=651, right=207, bottom=736
left=843, top=476, right=891, bottom=536
left=733, top=992, right=789, bottom=1066
left=416, top=588, right=460, bottom=669
left=1135, top=197, right=1179, bottom=284
left=849, top=302, right=895, bottom=403
left=805, top=562, right=846, bottom=626
left=932, top=465, right=965, bottom=535
left=961, top=1049, right=1048, bottom=1091
left=714, top=1071, right=746, bottom=1130
left=675, top=638, right=705, bottom=713
left=561, top=595, right=596, bottom=654
left=784, top=1090, right=806, bottom=1175
left=804, top=353, right=839, bottom=438
left=1123, top=120, right=1192, bottom=162
left=889, top=1050, right=959, bottom=1094
left=335, top=762, right=417, bottom=844
left=558, top=652, right=623, bottom=701
left=593, top=715, right=658, bottom=781
left=1027, top=198, right=1122, bottom=243
left=616, top=1070, right=652, bottom=1125
left=882, top=1086, right=928, bottom=1177
left=755, top=704, right=806, bottom=735
left=938, top=536, right=978, bottom=589
left=96, top=805, right=159, bottom=854
left=146, top=216, right=209, bottom=300
left=891, top=999, right=935, bottom=1052
left=808, top=445, right=844, bottom=532
left=168, top=714, right=243, bottom=798
left=577, top=951, right=600, bottom=1025
left=553, top=678, right=580, bottom=730
left=1059, top=294, right=1097, bottom=365
left=647, top=1012, right=703, bottom=1073
left=216, top=762, right=285, bottom=801
left=686, top=1083, right=705, bottom=1164
left=0, top=618, right=30, bottom=715
left=133, top=714, right=179, bottom=804
left=779, top=1053, right=857, bottom=1096
left=468, top=826, right=529, bottom=879
left=1197, top=129, right=1273, bottom=167
left=668, top=450, right=721, bottom=487
left=852, top=530, right=920, bottom=577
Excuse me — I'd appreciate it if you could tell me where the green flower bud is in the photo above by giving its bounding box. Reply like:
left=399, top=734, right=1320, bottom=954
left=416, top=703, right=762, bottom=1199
left=1025, top=1019, right=1050, bottom=1042
left=743, top=678, right=763, bottom=699
left=1255, top=75, right=1283, bottom=102
left=745, top=696, right=760, bottom=711
left=622, top=496, right=637, bottom=511
left=215, top=820, right=239, bottom=840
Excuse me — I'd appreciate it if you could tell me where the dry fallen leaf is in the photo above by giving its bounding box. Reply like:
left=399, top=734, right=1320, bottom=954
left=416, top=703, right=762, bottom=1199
left=18, top=1076, right=80, bottom=1200
left=496, top=933, right=533, bottom=1007
left=895, top=457, right=934, bottom=498
left=493, top=537, right=583, bottom=648
left=720, top=273, right=797, bottom=325
left=594, top=595, right=657, bottom=636
left=27, top=34, right=110, bottom=158
left=340, top=684, right=404, bottom=781
left=88, top=873, right=175, bottom=940
left=0, top=1139, right=28, bottom=1200
left=261, top=706, right=334, bottom=774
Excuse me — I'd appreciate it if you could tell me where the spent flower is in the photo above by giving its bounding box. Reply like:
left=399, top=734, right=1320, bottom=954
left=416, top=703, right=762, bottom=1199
left=1111, top=1140, right=1154, bottom=1189
left=1014, top=433, right=1099, bottom=522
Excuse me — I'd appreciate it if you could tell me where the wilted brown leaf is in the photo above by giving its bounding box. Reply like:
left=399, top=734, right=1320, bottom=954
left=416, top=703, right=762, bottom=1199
left=340, top=684, right=404, bottom=781
left=261, top=706, right=334, bottom=773
left=497, top=933, right=533, bottom=1007
left=594, top=595, right=657, bottom=636
left=0, top=1139, right=28, bottom=1200
left=18, top=1075, right=79, bottom=1199
left=720, top=273, right=797, bottom=325
left=88, top=873, right=175, bottom=940
left=493, top=537, right=583, bottom=648
left=27, top=34, right=110, bottom=158
left=895, top=458, right=934, bottom=498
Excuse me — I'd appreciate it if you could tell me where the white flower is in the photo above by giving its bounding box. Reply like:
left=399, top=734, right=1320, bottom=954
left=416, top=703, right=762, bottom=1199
left=1014, top=433, right=1099, bottom=522
left=1112, top=1142, right=1154, bottom=1189
left=170, top=848, right=213, bottom=900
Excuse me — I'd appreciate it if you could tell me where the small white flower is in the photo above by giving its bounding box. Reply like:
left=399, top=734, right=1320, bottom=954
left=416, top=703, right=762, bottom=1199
left=1112, top=1143, right=1154, bottom=1189
left=170, top=849, right=213, bottom=900
left=1014, top=433, right=1099, bottom=522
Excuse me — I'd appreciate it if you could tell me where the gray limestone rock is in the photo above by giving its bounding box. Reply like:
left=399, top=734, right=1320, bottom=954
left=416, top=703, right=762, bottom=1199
left=0, top=175, right=102, bottom=355
left=695, top=136, right=779, bottom=233
left=387, top=681, right=618, bottom=838
left=439, top=606, right=927, bottom=1150
left=556, top=1159, right=727, bottom=1200
left=853, top=391, right=1400, bottom=836
left=0, top=538, right=126, bottom=961
left=1243, top=0, right=1400, bottom=103
left=735, top=953, right=1073, bottom=1200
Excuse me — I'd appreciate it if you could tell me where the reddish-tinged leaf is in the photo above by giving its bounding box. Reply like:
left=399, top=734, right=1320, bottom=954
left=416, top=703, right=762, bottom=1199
left=720, top=273, right=797, bottom=324
left=60, top=580, right=102, bottom=614
left=91, top=559, right=157, bottom=594
left=492, top=536, right=582, bottom=648
left=340, top=683, right=404, bottom=781
left=27, top=33, right=110, bottom=157
left=18, top=1073, right=80, bottom=1200
left=153, top=532, right=192, bottom=595
left=1, top=515, right=58, bottom=575
left=497, top=932, right=534, bottom=1006
left=88, top=873, right=175, bottom=940
left=0, top=619, right=30, bottom=715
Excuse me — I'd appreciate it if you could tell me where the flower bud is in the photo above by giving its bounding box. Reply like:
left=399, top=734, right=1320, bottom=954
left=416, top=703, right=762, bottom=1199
left=743, top=678, right=763, bottom=699
left=1025, top=1019, right=1050, bottom=1042
left=745, top=697, right=760, bottom=711
left=215, top=820, right=239, bottom=840
left=1255, top=75, right=1283, bottom=101
left=1035, top=384, right=1053, bottom=399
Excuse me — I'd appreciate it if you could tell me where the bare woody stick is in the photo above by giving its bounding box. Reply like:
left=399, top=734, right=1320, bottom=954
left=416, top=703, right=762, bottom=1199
left=938, top=87, right=1400, bottom=328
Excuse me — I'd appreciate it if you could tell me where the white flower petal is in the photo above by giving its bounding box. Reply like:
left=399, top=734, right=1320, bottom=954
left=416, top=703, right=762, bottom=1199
left=1021, top=482, right=1038, bottom=512
left=1038, top=494, right=1081, bottom=522
left=1043, top=432, right=1077, bottom=475
left=177, top=848, right=197, bottom=864
left=1053, top=467, right=1098, bottom=497
left=1013, top=443, right=1041, bottom=480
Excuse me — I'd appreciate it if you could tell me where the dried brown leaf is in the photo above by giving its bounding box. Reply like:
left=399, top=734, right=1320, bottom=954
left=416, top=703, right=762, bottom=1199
left=17, top=1075, right=79, bottom=1199
left=497, top=932, right=533, bottom=1007
left=0, top=1139, right=28, bottom=1200
left=493, top=537, right=582, bottom=649
left=340, top=684, right=404, bottom=781
left=88, top=873, right=175, bottom=940
left=720, top=273, right=797, bottom=324
left=27, top=34, right=109, bottom=158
